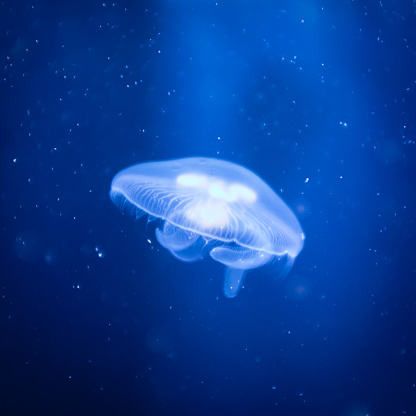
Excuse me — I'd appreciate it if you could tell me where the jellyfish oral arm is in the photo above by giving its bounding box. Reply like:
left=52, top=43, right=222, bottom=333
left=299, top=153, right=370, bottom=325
left=155, top=222, right=206, bottom=262
left=210, top=246, right=273, bottom=297
left=209, top=246, right=272, bottom=270
left=223, top=268, right=246, bottom=298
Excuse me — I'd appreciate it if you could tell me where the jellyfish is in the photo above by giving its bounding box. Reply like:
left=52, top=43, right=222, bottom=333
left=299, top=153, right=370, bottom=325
left=110, top=157, right=305, bottom=298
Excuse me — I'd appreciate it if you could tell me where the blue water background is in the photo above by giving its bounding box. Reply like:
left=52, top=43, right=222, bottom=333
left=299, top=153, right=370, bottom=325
left=1, top=1, right=416, bottom=415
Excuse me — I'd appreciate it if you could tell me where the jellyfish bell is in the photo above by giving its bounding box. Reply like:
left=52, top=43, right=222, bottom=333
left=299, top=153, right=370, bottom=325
left=110, top=157, right=305, bottom=298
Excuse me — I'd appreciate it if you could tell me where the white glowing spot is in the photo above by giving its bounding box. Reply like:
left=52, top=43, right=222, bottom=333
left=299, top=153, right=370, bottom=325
left=177, top=174, right=206, bottom=187
left=177, top=174, right=257, bottom=203
left=185, top=200, right=228, bottom=228
left=177, top=174, right=256, bottom=228
left=209, top=183, right=256, bottom=202
left=235, top=185, right=256, bottom=201
left=209, top=183, right=228, bottom=199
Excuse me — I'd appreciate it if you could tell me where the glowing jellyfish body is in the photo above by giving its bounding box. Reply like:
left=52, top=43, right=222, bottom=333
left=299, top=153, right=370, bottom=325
left=110, top=157, right=305, bottom=298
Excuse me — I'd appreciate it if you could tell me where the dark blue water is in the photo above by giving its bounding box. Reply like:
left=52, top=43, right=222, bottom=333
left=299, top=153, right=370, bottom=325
left=1, top=1, right=415, bottom=415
